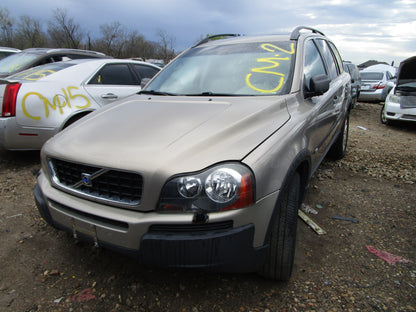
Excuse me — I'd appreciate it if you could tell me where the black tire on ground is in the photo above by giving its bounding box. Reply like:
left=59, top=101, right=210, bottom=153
left=351, top=95, right=357, bottom=109
left=380, top=104, right=391, bottom=125
left=259, top=171, right=301, bottom=281
left=328, top=112, right=349, bottom=160
left=351, top=88, right=358, bottom=108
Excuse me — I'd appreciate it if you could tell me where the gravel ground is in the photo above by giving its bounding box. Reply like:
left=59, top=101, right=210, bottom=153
left=0, top=102, right=415, bottom=312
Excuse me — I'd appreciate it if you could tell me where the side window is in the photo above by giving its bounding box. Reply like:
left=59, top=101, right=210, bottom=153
left=89, top=64, right=137, bottom=85
left=315, top=39, right=338, bottom=79
left=353, top=67, right=360, bottom=81
left=328, top=41, right=344, bottom=74
left=303, top=40, right=327, bottom=91
left=133, top=64, right=159, bottom=80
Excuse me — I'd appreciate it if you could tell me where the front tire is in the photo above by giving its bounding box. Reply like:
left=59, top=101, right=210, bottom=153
left=260, top=172, right=301, bottom=281
left=380, top=104, right=391, bottom=125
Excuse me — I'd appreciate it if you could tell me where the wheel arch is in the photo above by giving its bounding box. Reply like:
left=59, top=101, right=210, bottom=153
left=61, top=109, right=94, bottom=130
left=263, top=149, right=312, bottom=244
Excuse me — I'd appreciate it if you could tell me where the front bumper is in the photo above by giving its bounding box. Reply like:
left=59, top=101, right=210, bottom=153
left=384, top=102, right=416, bottom=122
left=34, top=174, right=274, bottom=272
left=139, top=223, right=267, bottom=271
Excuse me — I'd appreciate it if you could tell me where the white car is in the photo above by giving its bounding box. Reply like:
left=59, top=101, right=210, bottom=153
left=381, top=56, right=416, bottom=125
left=0, top=59, right=160, bottom=150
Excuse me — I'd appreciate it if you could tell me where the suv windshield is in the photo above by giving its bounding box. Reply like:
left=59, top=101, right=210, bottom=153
left=0, top=52, right=39, bottom=75
left=145, top=41, right=296, bottom=96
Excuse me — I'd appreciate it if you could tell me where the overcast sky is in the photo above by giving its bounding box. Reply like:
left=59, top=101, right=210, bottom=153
left=3, top=0, right=416, bottom=66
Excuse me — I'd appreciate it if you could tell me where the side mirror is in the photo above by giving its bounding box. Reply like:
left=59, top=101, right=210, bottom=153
left=305, top=74, right=330, bottom=98
left=140, top=78, right=151, bottom=88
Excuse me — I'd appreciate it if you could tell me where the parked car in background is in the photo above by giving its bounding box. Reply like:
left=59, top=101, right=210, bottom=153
left=0, top=59, right=160, bottom=150
left=381, top=56, right=416, bottom=125
left=0, top=48, right=109, bottom=78
left=343, top=61, right=361, bottom=107
left=358, top=64, right=396, bottom=102
left=34, top=26, right=351, bottom=281
left=0, top=47, right=21, bottom=60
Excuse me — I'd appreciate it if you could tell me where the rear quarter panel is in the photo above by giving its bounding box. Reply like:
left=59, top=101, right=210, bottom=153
left=15, top=82, right=100, bottom=129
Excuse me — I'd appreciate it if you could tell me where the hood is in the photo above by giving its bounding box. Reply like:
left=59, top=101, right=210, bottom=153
left=44, top=94, right=290, bottom=176
left=396, top=56, right=416, bottom=87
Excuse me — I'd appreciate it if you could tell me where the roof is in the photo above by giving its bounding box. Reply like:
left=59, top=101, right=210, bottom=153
left=21, top=48, right=106, bottom=56
left=193, top=26, right=326, bottom=47
left=361, top=64, right=397, bottom=76
left=0, top=47, right=21, bottom=53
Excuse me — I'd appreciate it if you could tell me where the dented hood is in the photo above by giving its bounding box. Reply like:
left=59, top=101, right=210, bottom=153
left=44, top=94, right=290, bottom=176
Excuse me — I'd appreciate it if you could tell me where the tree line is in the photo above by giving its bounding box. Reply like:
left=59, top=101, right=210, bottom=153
left=0, top=7, right=176, bottom=62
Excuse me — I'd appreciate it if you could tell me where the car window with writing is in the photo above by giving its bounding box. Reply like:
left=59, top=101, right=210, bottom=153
left=146, top=41, right=296, bottom=96
left=8, top=63, right=74, bottom=81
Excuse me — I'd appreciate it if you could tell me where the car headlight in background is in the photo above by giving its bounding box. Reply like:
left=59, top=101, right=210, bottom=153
left=387, top=92, right=400, bottom=104
left=158, top=163, right=254, bottom=213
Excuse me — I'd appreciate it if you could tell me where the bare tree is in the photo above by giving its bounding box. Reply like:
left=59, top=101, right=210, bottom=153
left=156, top=29, right=176, bottom=63
left=47, top=8, right=84, bottom=48
left=0, top=7, right=14, bottom=46
left=15, top=15, right=46, bottom=48
left=0, top=6, right=178, bottom=59
left=94, top=21, right=127, bottom=57
left=123, top=30, right=154, bottom=59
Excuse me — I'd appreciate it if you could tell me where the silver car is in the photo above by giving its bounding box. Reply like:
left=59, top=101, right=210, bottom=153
left=359, top=64, right=396, bottom=102
left=0, top=48, right=108, bottom=78
left=381, top=56, right=416, bottom=125
left=0, top=59, right=160, bottom=150
left=34, top=27, right=351, bottom=281
left=0, top=47, right=21, bottom=60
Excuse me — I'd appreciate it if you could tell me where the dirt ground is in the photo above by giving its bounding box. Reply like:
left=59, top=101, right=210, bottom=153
left=1, top=102, right=415, bottom=312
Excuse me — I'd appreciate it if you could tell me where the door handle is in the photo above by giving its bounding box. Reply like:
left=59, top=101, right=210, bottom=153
left=101, top=93, right=118, bottom=99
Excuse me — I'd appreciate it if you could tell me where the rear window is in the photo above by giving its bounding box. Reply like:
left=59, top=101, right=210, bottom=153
left=7, top=63, right=75, bottom=81
left=0, top=52, right=39, bottom=75
left=361, top=72, right=383, bottom=80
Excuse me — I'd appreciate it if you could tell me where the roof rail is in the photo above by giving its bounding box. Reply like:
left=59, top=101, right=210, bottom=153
left=290, top=26, right=325, bottom=40
left=194, top=34, right=241, bottom=47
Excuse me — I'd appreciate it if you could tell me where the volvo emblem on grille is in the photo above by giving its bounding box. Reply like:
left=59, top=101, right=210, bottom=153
left=71, top=168, right=109, bottom=189
left=81, top=173, right=93, bottom=187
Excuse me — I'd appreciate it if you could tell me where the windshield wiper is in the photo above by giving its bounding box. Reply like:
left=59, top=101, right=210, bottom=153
left=187, top=91, right=236, bottom=96
left=138, top=90, right=177, bottom=96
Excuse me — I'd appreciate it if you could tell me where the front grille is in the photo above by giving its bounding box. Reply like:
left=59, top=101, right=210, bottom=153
left=403, top=114, right=416, bottom=120
left=149, top=221, right=234, bottom=233
left=49, top=158, right=143, bottom=207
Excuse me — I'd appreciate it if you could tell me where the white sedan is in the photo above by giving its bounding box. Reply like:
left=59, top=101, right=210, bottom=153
left=381, top=56, right=416, bottom=125
left=0, top=59, right=160, bottom=150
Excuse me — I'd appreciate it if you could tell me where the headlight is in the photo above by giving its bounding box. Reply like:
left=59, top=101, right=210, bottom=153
left=387, top=92, right=400, bottom=104
left=158, top=163, right=254, bottom=213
